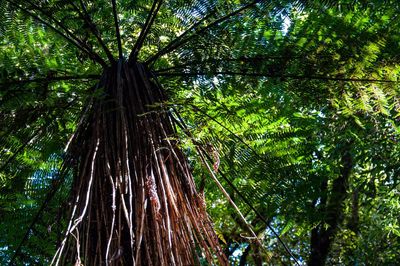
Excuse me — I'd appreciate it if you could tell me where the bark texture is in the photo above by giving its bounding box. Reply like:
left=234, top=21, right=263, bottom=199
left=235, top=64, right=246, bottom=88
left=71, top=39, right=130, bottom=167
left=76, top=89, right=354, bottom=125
left=51, top=60, right=227, bottom=265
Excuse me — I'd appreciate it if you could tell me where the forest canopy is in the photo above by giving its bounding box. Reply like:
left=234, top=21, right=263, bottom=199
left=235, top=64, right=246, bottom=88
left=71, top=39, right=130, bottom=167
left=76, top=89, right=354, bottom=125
left=0, top=0, right=399, bottom=265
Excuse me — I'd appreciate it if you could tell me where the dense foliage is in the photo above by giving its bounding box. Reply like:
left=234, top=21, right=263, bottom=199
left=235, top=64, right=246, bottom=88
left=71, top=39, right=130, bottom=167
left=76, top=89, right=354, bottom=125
left=0, top=0, right=399, bottom=265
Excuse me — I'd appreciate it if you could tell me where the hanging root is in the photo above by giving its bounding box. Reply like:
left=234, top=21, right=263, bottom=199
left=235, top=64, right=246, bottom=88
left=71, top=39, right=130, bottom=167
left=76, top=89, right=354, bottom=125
left=51, top=60, right=228, bottom=265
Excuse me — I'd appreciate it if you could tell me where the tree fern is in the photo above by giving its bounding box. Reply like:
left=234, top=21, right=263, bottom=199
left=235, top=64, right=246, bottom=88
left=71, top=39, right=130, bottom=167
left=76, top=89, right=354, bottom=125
left=1, top=0, right=400, bottom=265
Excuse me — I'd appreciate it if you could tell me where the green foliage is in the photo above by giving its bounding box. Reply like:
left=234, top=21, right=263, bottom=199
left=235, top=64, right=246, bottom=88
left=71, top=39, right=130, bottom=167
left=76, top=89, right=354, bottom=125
left=0, top=0, right=399, bottom=264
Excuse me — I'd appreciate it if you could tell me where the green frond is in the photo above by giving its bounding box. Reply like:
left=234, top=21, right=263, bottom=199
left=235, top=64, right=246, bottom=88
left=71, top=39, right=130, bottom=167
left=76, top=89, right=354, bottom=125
left=1, top=0, right=400, bottom=265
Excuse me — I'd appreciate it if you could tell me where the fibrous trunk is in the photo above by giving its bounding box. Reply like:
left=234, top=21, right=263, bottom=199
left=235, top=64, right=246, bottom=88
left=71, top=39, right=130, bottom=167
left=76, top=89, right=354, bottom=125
left=52, top=60, right=227, bottom=265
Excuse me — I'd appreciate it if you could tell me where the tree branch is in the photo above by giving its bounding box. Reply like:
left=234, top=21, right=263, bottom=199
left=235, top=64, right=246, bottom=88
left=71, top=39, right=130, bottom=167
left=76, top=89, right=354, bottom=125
left=145, top=1, right=259, bottom=65
left=12, top=0, right=107, bottom=67
left=0, top=129, right=40, bottom=174
left=156, top=71, right=398, bottom=83
left=68, top=0, right=115, bottom=63
left=7, top=0, right=101, bottom=65
left=170, top=110, right=301, bottom=265
left=1, top=75, right=100, bottom=87
left=153, top=55, right=302, bottom=73
left=128, top=0, right=163, bottom=62
left=111, top=0, right=123, bottom=59
left=9, top=163, right=69, bottom=265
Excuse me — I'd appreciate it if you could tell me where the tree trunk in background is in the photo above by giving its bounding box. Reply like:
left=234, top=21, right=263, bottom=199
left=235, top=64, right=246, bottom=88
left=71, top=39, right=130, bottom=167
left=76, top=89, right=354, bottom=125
left=348, top=188, right=359, bottom=234
left=51, top=60, right=228, bottom=265
left=308, top=146, right=353, bottom=266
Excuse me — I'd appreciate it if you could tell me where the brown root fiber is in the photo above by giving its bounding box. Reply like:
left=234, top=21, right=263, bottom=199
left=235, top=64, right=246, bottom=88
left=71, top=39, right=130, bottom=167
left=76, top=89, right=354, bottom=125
left=52, top=60, right=228, bottom=265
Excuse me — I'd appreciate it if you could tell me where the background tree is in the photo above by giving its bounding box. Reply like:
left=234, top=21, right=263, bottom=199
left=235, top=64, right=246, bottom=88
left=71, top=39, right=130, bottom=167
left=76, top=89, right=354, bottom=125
left=1, top=0, right=400, bottom=265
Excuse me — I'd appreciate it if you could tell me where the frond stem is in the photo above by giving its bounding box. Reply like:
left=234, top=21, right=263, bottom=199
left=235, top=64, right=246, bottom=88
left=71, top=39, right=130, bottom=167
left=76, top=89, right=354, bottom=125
left=156, top=71, right=398, bottom=83
left=111, top=0, right=123, bottom=59
left=145, top=1, right=259, bottom=65
left=9, top=163, right=68, bottom=265
left=1, top=74, right=100, bottom=87
left=171, top=112, right=300, bottom=265
left=69, top=0, right=115, bottom=63
left=0, top=128, right=41, bottom=173
left=21, top=0, right=107, bottom=67
left=128, top=0, right=163, bottom=62
left=144, top=10, right=217, bottom=66
left=153, top=55, right=302, bottom=73
left=7, top=0, right=104, bottom=66
left=203, top=151, right=301, bottom=266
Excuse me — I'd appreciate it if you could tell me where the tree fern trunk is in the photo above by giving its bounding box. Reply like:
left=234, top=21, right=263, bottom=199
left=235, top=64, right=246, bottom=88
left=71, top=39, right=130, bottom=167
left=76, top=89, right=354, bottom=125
left=52, top=60, right=227, bottom=265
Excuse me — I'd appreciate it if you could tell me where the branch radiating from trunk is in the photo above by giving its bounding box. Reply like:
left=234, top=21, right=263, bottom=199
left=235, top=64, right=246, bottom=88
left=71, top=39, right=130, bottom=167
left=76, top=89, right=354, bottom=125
left=7, top=0, right=107, bottom=67
left=111, top=0, right=123, bottom=59
left=172, top=110, right=300, bottom=265
left=68, top=0, right=115, bottom=63
left=128, top=0, right=163, bottom=62
left=145, top=1, right=259, bottom=65
left=156, top=71, right=398, bottom=83
left=0, top=75, right=100, bottom=87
